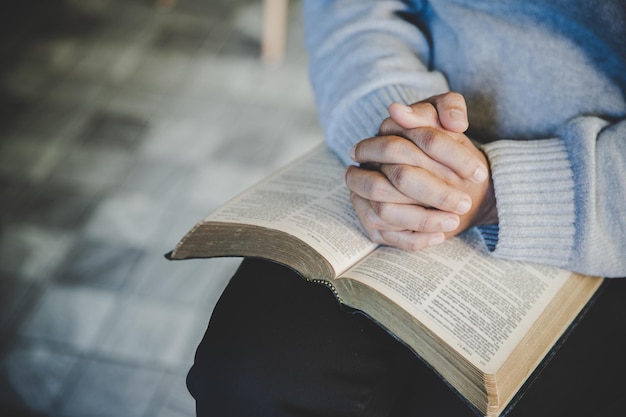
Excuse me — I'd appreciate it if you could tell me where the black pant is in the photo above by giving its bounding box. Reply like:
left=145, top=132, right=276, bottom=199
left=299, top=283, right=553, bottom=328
left=187, top=258, right=626, bottom=417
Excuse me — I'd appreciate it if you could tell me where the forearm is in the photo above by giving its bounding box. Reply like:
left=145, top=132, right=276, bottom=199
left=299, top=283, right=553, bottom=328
left=304, top=0, right=450, bottom=164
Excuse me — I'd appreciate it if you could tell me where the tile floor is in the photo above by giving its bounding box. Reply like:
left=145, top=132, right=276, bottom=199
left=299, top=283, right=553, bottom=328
left=0, top=1, right=322, bottom=416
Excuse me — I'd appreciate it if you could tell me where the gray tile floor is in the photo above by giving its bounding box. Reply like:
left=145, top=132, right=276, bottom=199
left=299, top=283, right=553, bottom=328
left=0, top=1, right=322, bottom=416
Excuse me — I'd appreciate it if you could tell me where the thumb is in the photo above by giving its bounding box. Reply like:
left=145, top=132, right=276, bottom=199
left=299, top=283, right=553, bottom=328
left=387, top=102, right=441, bottom=130
left=388, top=93, right=469, bottom=133
left=427, top=92, right=469, bottom=133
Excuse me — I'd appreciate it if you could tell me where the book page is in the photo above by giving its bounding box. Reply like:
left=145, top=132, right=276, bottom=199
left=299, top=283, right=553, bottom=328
left=342, top=229, right=571, bottom=372
left=206, top=145, right=377, bottom=274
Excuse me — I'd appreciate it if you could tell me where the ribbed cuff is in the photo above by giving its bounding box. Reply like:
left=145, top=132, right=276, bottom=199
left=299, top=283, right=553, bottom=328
left=476, top=224, right=499, bottom=251
left=481, top=138, right=576, bottom=266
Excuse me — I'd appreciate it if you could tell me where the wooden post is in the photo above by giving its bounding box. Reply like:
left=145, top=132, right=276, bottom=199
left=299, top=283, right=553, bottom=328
left=261, top=0, right=288, bottom=64
left=155, top=0, right=176, bottom=9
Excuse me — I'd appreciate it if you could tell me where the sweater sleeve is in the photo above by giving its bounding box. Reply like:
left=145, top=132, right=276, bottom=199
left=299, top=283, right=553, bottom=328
left=303, top=0, right=626, bottom=278
left=481, top=117, right=626, bottom=278
left=303, top=0, right=450, bottom=165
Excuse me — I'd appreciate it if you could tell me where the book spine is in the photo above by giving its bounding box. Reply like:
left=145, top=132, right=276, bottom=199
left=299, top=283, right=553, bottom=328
left=307, top=278, right=344, bottom=304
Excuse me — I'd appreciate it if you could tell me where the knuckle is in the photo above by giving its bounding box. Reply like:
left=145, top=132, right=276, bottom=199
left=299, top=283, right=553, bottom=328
left=406, top=236, right=427, bottom=252
left=446, top=91, right=465, bottom=103
left=416, top=215, right=431, bottom=232
left=425, top=102, right=439, bottom=121
left=435, top=91, right=465, bottom=109
left=363, top=207, right=383, bottom=228
left=352, top=195, right=385, bottom=230
left=366, top=177, right=392, bottom=200
left=413, top=127, right=438, bottom=153
left=386, top=164, right=411, bottom=189
left=378, top=137, right=404, bottom=158
left=415, top=102, right=439, bottom=126
left=378, top=230, right=397, bottom=247
left=370, top=200, right=390, bottom=219
left=440, top=167, right=459, bottom=184
left=379, top=117, right=396, bottom=135
left=344, top=166, right=356, bottom=187
left=436, top=189, right=456, bottom=210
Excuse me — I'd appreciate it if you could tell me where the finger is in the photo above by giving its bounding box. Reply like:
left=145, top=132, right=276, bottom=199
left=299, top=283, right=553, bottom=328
left=384, top=101, right=440, bottom=133
left=387, top=92, right=469, bottom=133
left=350, top=192, right=405, bottom=232
left=370, top=200, right=461, bottom=233
left=351, top=135, right=436, bottom=168
left=351, top=193, right=448, bottom=250
left=351, top=136, right=461, bottom=186
left=345, top=165, right=414, bottom=205
left=379, top=164, right=473, bottom=215
left=380, top=230, right=446, bottom=251
left=403, top=127, right=489, bottom=183
left=425, top=92, right=469, bottom=133
left=382, top=99, right=487, bottom=183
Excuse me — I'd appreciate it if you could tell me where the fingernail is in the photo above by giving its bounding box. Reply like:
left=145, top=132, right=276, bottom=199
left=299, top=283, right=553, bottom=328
left=401, top=104, right=413, bottom=113
left=456, top=198, right=472, bottom=214
left=442, top=217, right=459, bottom=232
left=429, top=234, right=445, bottom=246
left=473, top=167, right=488, bottom=183
left=349, top=145, right=356, bottom=161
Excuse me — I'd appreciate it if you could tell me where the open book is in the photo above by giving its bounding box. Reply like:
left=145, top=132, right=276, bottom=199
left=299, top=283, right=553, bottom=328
left=168, top=144, right=604, bottom=417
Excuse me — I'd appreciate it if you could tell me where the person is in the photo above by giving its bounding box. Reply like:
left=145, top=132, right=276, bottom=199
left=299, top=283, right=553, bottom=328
left=186, top=0, right=626, bottom=415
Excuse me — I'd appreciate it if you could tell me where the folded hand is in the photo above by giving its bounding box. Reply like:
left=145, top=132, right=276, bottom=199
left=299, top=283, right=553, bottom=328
left=346, top=92, right=498, bottom=251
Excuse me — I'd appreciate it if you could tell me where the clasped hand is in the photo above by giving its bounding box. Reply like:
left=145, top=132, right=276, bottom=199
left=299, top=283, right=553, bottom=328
left=346, top=92, right=498, bottom=251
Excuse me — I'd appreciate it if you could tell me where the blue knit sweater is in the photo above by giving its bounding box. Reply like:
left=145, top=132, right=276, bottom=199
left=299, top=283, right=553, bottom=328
left=303, top=0, right=626, bottom=277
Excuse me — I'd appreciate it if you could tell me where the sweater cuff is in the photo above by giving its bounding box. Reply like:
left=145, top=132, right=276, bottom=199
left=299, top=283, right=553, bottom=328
left=480, top=138, right=576, bottom=267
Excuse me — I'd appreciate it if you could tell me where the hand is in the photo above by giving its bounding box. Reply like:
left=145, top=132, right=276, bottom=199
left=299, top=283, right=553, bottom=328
left=346, top=92, right=498, bottom=251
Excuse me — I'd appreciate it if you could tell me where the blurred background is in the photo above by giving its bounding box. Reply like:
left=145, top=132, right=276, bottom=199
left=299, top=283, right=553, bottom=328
left=0, top=0, right=321, bottom=416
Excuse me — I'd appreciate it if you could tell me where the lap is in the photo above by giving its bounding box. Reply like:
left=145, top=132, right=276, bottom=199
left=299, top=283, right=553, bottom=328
left=187, top=258, right=626, bottom=417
